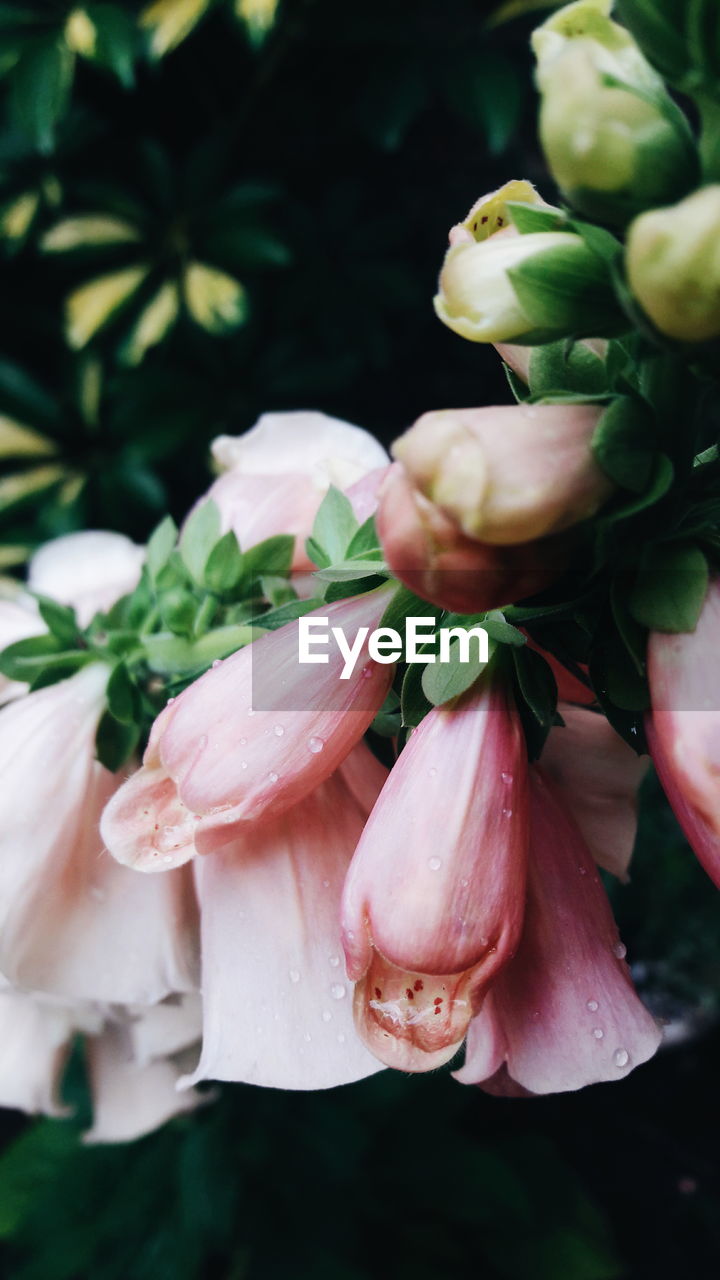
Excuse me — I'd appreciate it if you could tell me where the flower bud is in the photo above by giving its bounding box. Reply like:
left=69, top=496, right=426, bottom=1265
left=533, top=1, right=697, bottom=225
left=616, top=0, right=708, bottom=90
left=626, top=186, right=720, bottom=342
left=435, top=229, right=623, bottom=345
left=376, top=464, right=571, bottom=613
left=447, top=180, right=551, bottom=248
left=391, top=404, right=612, bottom=545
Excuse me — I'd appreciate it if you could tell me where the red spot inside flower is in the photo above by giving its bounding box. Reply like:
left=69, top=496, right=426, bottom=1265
left=406, top=988, right=414, bottom=1000
left=154, top=824, right=159, bottom=830
left=434, top=1006, right=441, bottom=1014
left=374, top=987, right=382, bottom=1000
left=481, top=216, right=488, bottom=224
left=497, top=217, right=504, bottom=226
left=414, top=980, right=424, bottom=991
left=434, top=997, right=443, bottom=1005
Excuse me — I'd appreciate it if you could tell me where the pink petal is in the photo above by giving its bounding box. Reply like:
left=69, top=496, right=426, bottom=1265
left=180, top=762, right=386, bottom=1090
left=210, top=411, right=388, bottom=490
left=456, top=770, right=661, bottom=1094
left=0, top=989, right=76, bottom=1116
left=84, top=1022, right=203, bottom=1144
left=646, top=715, right=720, bottom=887
left=28, top=531, right=144, bottom=625
left=127, top=995, right=203, bottom=1067
left=541, top=703, right=648, bottom=879
left=99, top=760, right=199, bottom=873
left=156, top=590, right=394, bottom=843
left=343, top=678, right=528, bottom=1070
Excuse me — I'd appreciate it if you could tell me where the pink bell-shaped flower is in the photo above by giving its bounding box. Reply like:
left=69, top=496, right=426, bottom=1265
left=342, top=672, right=528, bottom=1071
left=456, top=770, right=662, bottom=1094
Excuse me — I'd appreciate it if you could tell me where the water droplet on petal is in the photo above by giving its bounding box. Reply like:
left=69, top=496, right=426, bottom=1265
left=428, top=856, right=442, bottom=871
left=361, top=665, right=373, bottom=679
left=330, top=984, right=346, bottom=1000
left=613, top=1048, right=629, bottom=1068
left=274, top=724, right=285, bottom=737
left=329, top=954, right=340, bottom=968
left=321, top=1010, right=332, bottom=1023
left=322, top=878, right=330, bottom=888
left=613, top=941, right=627, bottom=960
left=197, top=734, right=208, bottom=751
left=587, top=999, right=599, bottom=1012
left=303, top=1032, right=312, bottom=1043
left=289, top=969, right=301, bottom=984
left=247, top=706, right=255, bottom=716
left=166, top=696, right=175, bottom=706
left=212, top=659, right=222, bottom=668
left=501, top=771, right=512, bottom=784
left=578, top=865, right=587, bottom=876
left=239, top=737, right=247, bottom=746
left=593, top=1027, right=604, bottom=1040
left=308, top=736, right=324, bottom=754
left=240, top=761, right=248, bottom=770
left=502, top=808, right=513, bottom=818
left=268, top=771, right=279, bottom=783
left=337, top=1033, right=346, bottom=1044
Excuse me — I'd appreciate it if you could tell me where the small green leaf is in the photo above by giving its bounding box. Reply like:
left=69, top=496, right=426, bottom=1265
left=506, top=202, right=567, bottom=234
left=421, top=633, right=492, bottom=706
left=146, top=515, right=178, bottom=582
left=158, top=589, right=199, bottom=637
left=180, top=500, right=221, bottom=584
left=309, top=486, right=358, bottom=565
left=528, top=339, right=608, bottom=399
left=628, top=543, right=709, bottom=633
left=241, top=534, right=294, bottom=583
left=592, top=397, right=657, bottom=493
left=95, top=709, right=141, bottom=771
left=512, top=647, right=558, bottom=728
left=35, top=596, right=79, bottom=646
left=345, top=516, right=382, bottom=559
left=203, top=530, right=244, bottom=593
left=105, top=661, right=140, bottom=725
left=401, top=661, right=432, bottom=728
left=10, top=36, right=74, bottom=152
left=314, top=559, right=389, bottom=583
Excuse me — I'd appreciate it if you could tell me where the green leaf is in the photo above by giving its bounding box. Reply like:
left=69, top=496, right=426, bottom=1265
left=248, top=598, right=322, bottom=631
left=85, top=3, right=138, bottom=87
left=146, top=515, right=178, bottom=582
left=628, top=542, right=709, bottom=633
left=508, top=242, right=627, bottom=338
left=241, top=534, right=294, bottom=583
left=105, top=661, right=140, bottom=725
left=95, top=709, right=141, bottom=771
left=314, top=559, right=389, bottom=582
left=591, top=397, right=657, bottom=493
left=512, top=646, right=558, bottom=728
left=309, top=486, right=359, bottom=566
left=180, top=500, right=221, bottom=584
left=345, top=516, right=382, bottom=559
left=35, top=596, right=79, bottom=646
left=143, top=624, right=255, bottom=675
left=421, top=630, right=492, bottom=706
left=0, top=633, right=64, bottom=680
left=528, top=339, right=608, bottom=399
left=506, top=202, right=567, bottom=234
left=10, top=36, right=74, bottom=152
left=401, top=661, right=433, bottom=728
left=203, top=530, right=244, bottom=593
left=482, top=611, right=527, bottom=647
left=158, top=589, right=199, bottom=637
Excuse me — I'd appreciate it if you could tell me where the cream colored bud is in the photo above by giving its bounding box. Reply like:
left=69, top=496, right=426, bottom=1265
left=626, top=185, right=720, bottom=342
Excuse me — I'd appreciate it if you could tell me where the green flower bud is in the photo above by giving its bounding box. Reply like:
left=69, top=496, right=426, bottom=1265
left=626, top=185, right=720, bottom=343
left=616, top=0, right=717, bottom=93
left=532, top=0, right=698, bottom=225
left=434, top=228, right=625, bottom=345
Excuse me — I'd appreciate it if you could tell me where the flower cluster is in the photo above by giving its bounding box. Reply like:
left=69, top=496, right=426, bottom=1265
left=4, top=0, right=720, bottom=1140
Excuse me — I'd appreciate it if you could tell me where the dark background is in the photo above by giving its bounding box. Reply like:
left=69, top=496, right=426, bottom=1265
left=1, top=2, right=719, bottom=1276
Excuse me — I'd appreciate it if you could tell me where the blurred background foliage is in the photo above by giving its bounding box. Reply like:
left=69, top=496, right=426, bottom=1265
left=1, top=1, right=720, bottom=1277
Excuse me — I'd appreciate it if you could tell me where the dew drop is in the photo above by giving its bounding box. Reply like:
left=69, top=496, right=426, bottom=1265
left=502, top=808, right=513, bottom=819
left=308, top=736, right=324, bottom=754
left=268, top=771, right=279, bottom=783
left=329, top=954, right=340, bottom=968
left=321, top=1010, right=332, bottom=1023
left=337, top=1033, right=346, bottom=1044
left=587, top=999, right=599, bottom=1012
left=613, top=941, right=627, bottom=960
left=240, top=761, right=248, bottom=770
left=166, top=696, right=175, bottom=706
left=361, top=665, right=373, bottom=679
left=613, top=1047, right=629, bottom=1068
left=428, top=856, right=442, bottom=871
left=303, top=1032, right=312, bottom=1043
left=239, top=737, right=247, bottom=746
left=501, top=771, right=512, bottom=784
left=289, top=969, right=301, bottom=984
left=197, top=734, right=208, bottom=752
left=593, top=1027, right=604, bottom=1040
left=322, top=878, right=330, bottom=888
left=578, top=865, right=587, bottom=876
left=212, top=659, right=222, bottom=668
left=274, top=724, right=285, bottom=737
left=330, top=983, right=346, bottom=1000
left=247, top=706, right=255, bottom=716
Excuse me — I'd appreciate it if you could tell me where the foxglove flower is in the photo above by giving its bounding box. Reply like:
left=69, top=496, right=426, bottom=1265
left=0, top=664, right=198, bottom=1005
left=392, top=404, right=612, bottom=545
left=196, top=411, right=388, bottom=570
left=180, top=744, right=387, bottom=1091
left=342, top=675, right=528, bottom=1071
left=27, top=530, right=144, bottom=625
left=377, top=462, right=572, bottom=613
left=456, top=770, right=661, bottom=1094
left=101, top=589, right=395, bottom=867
